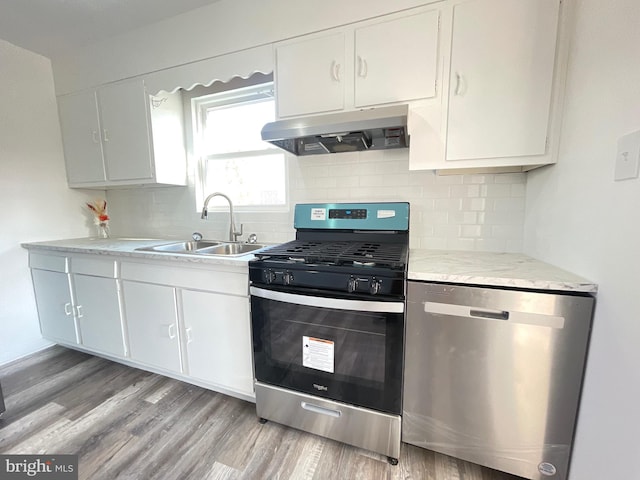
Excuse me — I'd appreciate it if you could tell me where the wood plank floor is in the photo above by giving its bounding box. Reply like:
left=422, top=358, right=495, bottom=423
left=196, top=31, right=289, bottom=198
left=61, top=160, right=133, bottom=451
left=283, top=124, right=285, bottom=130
left=0, top=346, right=524, bottom=480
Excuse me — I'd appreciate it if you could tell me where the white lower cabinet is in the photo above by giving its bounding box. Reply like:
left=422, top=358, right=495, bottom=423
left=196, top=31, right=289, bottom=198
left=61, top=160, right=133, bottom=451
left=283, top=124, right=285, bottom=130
left=29, top=252, right=124, bottom=355
left=119, top=260, right=254, bottom=398
left=28, top=251, right=255, bottom=401
left=122, top=281, right=182, bottom=373
left=181, top=289, right=253, bottom=395
left=31, top=268, right=77, bottom=345
left=73, top=274, right=125, bottom=357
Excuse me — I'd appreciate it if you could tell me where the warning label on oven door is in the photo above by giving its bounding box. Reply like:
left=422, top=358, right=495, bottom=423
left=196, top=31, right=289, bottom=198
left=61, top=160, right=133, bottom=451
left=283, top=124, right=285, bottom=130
left=302, top=336, right=334, bottom=373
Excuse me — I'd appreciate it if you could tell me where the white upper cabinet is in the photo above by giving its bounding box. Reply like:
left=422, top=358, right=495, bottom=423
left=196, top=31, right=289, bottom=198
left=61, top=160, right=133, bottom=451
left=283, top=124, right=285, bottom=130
left=58, top=78, right=187, bottom=188
left=354, top=10, right=440, bottom=108
left=274, top=5, right=442, bottom=119
left=276, top=32, right=346, bottom=118
left=97, top=80, right=154, bottom=181
left=445, top=0, right=560, bottom=162
left=57, top=90, right=105, bottom=184
left=410, top=0, right=565, bottom=171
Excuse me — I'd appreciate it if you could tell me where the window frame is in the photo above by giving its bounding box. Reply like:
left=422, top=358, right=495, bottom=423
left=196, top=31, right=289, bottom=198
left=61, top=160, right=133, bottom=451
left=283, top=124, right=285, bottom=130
left=191, top=81, right=289, bottom=213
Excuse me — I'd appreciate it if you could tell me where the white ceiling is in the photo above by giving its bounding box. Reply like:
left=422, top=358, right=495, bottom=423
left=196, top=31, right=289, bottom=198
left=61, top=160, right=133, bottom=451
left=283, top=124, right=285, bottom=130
left=0, top=0, right=223, bottom=58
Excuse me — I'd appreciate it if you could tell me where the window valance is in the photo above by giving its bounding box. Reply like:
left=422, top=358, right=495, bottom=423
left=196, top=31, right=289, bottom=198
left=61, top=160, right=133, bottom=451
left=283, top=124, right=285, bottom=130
left=144, top=44, right=273, bottom=95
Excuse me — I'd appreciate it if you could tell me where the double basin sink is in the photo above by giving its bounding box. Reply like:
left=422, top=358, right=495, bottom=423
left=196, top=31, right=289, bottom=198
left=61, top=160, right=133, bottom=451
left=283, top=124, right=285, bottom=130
left=136, top=240, right=267, bottom=257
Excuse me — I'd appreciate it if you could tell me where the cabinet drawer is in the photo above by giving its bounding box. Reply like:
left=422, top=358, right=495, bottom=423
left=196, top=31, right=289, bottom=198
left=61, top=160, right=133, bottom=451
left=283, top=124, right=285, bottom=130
left=121, top=262, right=248, bottom=296
left=29, top=252, right=68, bottom=273
left=71, top=255, right=118, bottom=278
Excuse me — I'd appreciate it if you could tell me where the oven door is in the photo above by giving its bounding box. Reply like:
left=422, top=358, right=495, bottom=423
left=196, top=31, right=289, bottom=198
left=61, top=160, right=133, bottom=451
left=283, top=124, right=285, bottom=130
left=250, top=285, right=404, bottom=414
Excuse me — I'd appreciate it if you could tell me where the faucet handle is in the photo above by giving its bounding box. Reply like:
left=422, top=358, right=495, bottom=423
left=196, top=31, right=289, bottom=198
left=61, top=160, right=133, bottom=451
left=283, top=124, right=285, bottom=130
left=232, top=224, right=244, bottom=242
left=247, top=233, right=258, bottom=244
left=192, top=232, right=203, bottom=241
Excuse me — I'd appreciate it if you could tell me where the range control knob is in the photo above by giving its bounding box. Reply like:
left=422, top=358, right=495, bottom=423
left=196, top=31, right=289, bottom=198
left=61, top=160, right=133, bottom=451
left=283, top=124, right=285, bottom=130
left=370, top=278, right=382, bottom=295
left=265, top=269, right=277, bottom=284
left=283, top=272, right=294, bottom=285
left=348, top=276, right=359, bottom=293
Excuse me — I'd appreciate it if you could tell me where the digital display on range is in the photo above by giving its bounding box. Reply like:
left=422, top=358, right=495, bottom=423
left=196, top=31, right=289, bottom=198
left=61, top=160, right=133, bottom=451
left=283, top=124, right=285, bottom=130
left=329, top=209, right=367, bottom=219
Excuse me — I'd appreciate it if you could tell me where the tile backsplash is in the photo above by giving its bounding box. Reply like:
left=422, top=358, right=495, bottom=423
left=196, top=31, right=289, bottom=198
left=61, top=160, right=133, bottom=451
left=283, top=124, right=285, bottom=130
left=107, top=149, right=526, bottom=252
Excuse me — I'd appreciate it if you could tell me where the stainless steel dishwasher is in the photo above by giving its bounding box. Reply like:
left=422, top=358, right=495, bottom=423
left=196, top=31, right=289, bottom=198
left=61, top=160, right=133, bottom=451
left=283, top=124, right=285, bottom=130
left=403, top=281, right=594, bottom=480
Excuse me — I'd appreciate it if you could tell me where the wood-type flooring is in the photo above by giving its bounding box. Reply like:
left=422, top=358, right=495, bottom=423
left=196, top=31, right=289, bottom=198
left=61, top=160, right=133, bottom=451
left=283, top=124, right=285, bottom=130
left=0, top=346, right=524, bottom=480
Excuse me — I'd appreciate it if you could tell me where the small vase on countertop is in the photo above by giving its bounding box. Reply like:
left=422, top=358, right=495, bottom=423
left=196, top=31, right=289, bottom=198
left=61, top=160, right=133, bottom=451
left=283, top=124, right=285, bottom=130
left=87, top=199, right=110, bottom=239
left=97, top=222, right=110, bottom=239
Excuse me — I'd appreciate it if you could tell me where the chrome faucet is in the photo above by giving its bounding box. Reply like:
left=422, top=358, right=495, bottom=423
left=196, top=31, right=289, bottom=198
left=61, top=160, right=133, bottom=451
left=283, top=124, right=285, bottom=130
left=200, top=192, right=243, bottom=242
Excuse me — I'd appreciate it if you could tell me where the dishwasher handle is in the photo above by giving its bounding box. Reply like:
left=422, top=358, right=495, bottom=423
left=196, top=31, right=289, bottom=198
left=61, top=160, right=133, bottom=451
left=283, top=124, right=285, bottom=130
left=469, top=308, right=509, bottom=320
left=423, top=301, right=565, bottom=329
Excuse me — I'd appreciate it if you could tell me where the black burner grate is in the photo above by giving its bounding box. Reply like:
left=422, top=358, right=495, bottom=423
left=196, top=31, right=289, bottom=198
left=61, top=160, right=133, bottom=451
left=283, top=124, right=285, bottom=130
left=255, top=240, right=407, bottom=269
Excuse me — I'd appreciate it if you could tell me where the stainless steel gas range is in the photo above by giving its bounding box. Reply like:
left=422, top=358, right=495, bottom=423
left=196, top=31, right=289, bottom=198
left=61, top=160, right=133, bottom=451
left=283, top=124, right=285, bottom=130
left=249, top=202, right=409, bottom=464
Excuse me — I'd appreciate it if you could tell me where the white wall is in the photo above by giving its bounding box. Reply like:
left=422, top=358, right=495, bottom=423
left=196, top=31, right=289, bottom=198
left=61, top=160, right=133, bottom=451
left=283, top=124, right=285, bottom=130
left=106, top=150, right=527, bottom=252
left=523, top=0, right=640, bottom=478
left=0, top=39, right=99, bottom=365
left=51, top=0, right=430, bottom=94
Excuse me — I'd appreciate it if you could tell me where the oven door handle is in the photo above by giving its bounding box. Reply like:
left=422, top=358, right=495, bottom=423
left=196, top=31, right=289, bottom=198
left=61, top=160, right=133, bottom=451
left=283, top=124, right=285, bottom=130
left=250, top=286, right=404, bottom=313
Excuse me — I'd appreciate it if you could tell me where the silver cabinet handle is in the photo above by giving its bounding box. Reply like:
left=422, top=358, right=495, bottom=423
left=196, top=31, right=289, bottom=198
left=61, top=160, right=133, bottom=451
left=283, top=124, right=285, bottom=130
left=356, top=56, right=368, bottom=78
left=64, top=303, right=73, bottom=316
left=167, top=324, right=176, bottom=340
left=76, top=305, right=83, bottom=318
left=185, top=327, right=193, bottom=344
left=330, top=61, right=341, bottom=82
left=454, top=72, right=467, bottom=96
left=102, top=129, right=110, bottom=142
left=301, top=401, right=341, bottom=418
left=92, top=130, right=100, bottom=144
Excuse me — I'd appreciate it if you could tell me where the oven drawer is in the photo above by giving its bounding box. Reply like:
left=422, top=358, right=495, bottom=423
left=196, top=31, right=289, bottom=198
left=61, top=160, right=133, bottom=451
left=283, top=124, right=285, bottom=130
left=255, top=382, right=401, bottom=458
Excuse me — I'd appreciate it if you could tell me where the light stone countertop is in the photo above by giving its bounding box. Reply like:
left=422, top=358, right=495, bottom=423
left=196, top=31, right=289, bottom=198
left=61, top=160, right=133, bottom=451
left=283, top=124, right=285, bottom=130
left=22, top=239, right=598, bottom=293
left=21, top=237, right=267, bottom=267
left=409, top=249, right=597, bottom=293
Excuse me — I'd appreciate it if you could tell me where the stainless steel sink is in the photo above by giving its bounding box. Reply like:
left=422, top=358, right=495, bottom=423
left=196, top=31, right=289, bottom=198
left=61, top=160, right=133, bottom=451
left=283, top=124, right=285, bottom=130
left=138, top=240, right=223, bottom=253
left=136, top=240, right=267, bottom=256
left=196, top=243, right=266, bottom=256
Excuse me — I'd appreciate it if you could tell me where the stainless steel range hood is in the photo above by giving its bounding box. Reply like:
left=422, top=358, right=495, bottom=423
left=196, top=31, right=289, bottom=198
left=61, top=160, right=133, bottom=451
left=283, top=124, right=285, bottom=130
left=261, top=105, right=409, bottom=156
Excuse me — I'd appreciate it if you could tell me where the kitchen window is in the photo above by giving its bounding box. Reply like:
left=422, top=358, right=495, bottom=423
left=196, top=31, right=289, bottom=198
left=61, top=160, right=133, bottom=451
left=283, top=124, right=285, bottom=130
left=193, top=81, right=287, bottom=211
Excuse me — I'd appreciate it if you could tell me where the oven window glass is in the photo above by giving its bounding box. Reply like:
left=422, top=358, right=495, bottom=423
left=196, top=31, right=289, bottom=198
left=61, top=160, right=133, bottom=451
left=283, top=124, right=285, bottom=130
left=270, top=307, right=386, bottom=384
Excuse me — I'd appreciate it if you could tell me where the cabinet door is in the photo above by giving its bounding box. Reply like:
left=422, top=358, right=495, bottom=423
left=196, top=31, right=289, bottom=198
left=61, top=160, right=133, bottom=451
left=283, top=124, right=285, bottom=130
left=31, top=269, right=77, bottom=344
left=181, top=289, right=253, bottom=395
left=355, top=9, right=440, bottom=107
left=446, top=0, right=560, bottom=161
left=276, top=32, right=345, bottom=117
left=98, top=80, right=154, bottom=181
left=73, top=274, right=124, bottom=357
left=122, top=281, right=182, bottom=373
left=57, top=91, right=106, bottom=184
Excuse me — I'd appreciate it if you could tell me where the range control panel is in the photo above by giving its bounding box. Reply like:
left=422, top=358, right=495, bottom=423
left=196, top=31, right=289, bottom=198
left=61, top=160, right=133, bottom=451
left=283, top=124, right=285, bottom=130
left=294, top=202, right=410, bottom=231
left=329, top=209, right=367, bottom=220
left=248, top=265, right=405, bottom=297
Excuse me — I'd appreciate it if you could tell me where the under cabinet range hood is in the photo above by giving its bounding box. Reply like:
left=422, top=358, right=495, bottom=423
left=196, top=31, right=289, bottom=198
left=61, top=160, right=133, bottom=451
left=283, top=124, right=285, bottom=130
left=261, top=105, right=409, bottom=156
